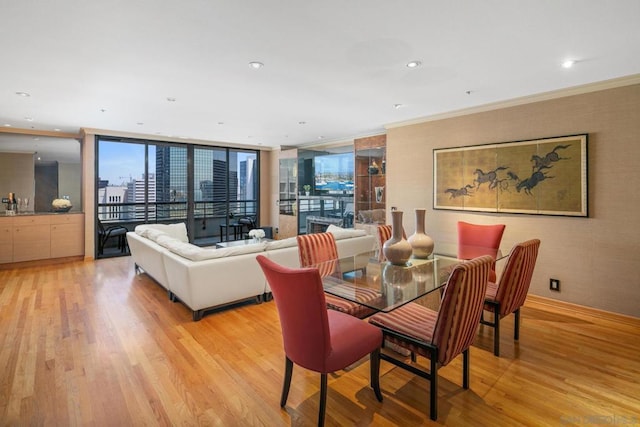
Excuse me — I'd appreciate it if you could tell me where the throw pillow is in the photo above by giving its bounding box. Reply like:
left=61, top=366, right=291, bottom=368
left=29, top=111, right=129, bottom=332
left=264, top=237, right=298, bottom=250
left=134, top=223, right=188, bottom=242
left=326, top=224, right=367, bottom=240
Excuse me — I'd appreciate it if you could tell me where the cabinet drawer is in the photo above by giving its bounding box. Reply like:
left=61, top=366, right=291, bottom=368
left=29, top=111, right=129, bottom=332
left=13, top=225, right=51, bottom=242
left=14, top=215, right=51, bottom=226
left=50, top=214, right=84, bottom=225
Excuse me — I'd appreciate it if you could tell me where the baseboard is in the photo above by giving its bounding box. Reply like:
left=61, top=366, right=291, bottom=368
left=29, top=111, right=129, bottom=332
left=526, top=294, right=640, bottom=327
left=0, top=255, right=85, bottom=270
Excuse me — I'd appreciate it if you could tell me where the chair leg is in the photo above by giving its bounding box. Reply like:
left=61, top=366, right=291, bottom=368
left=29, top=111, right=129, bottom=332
left=319, top=373, right=328, bottom=427
left=281, top=357, right=293, bottom=407
left=493, top=305, right=500, bottom=357
left=370, top=348, right=383, bottom=402
left=429, top=350, right=438, bottom=421
left=514, top=308, right=520, bottom=341
left=462, top=349, right=470, bottom=389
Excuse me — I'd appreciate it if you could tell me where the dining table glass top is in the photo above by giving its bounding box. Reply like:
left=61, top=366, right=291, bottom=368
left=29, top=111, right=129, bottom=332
left=312, top=244, right=506, bottom=313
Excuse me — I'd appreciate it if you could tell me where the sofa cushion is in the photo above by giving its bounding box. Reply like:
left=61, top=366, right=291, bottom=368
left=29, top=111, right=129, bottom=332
left=135, top=223, right=188, bottom=242
left=326, top=224, right=367, bottom=240
left=162, top=238, right=266, bottom=261
left=264, top=237, right=298, bottom=250
left=145, top=228, right=169, bottom=243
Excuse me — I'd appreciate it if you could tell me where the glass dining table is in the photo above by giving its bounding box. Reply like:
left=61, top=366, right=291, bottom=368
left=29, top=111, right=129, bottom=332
left=313, top=243, right=505, bottom=314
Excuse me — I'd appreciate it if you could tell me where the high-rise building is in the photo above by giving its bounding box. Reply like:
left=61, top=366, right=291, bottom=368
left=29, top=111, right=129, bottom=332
left=156, top=146, right=187, bottom=219
left=97, top=185, right=127, bottom=220
left=240, top=157, right=256, bottom=201
left=126, top=174, right=156, bottom=220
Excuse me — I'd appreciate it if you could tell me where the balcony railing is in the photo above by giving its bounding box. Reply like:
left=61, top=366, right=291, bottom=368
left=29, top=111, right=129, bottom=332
left=97, top=200, right=258, bottom=245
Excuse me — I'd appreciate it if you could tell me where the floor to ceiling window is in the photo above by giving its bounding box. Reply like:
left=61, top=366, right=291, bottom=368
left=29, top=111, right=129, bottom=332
left=96, top=136, right=259, bottom=258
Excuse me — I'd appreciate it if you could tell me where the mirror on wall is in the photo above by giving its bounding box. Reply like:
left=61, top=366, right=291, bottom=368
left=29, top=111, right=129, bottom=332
left=0, top=132, right=81, bottom=213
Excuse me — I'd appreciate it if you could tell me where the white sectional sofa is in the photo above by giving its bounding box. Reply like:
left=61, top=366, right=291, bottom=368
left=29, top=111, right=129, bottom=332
left=126, top=223, right=375, bottom=321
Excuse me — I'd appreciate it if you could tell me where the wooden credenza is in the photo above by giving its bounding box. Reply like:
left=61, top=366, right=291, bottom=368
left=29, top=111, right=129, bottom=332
left=0, top=213, right=84, bottom=264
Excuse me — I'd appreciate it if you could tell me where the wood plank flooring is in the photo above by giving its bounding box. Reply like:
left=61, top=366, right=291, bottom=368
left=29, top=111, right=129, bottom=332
left=1, top=256, right=639, bottom=426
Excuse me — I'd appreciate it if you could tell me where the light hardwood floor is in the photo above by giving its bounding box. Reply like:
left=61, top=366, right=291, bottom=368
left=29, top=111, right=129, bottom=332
left=1, top=256, right=639, bottom=426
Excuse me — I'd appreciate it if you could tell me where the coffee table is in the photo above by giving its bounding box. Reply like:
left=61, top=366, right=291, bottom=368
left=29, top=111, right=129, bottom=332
left=216, top=238, right=272, bottom=249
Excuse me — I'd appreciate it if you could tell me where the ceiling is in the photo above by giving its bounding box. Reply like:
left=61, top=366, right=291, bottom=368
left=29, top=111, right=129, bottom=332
left=1, top=1, right=639, bottom=149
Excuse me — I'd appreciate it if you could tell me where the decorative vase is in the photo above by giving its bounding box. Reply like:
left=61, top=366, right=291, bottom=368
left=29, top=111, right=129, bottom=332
left=368, top=161, right=379, bottom=175
left=408, top=208, right=435, bottom=258
left=382, top=210, right=413, bottom=266
left=375, top=186, right=384, bottom=203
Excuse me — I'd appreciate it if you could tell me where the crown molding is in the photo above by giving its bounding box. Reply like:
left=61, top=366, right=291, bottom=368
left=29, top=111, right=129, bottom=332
left=386, top=74, right=640, bottom=130
left=0, top=127, right=80, bottom=139
left=80, top=128, right=266, bottom=151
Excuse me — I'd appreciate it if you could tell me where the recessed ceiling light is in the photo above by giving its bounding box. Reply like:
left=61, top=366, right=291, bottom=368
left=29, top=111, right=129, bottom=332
left=54, top=128, right=61, bottom=132
left=393, top=104, right=403, bottom=109
left=317, top=136, right=324, bottom=140
left=562, top=59, right=575, bottom=69
left=24, top=117, right=34, bottom=121
left=249, top=61, right=264, bottom=69
left=4, top=124, right=12, bottom=127
left=15, top=91, right=30, bottom=97
left=406, top=60, right=422, bottom=68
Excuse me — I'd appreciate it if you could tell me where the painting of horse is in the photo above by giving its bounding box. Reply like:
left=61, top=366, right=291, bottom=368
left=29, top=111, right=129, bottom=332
left=433, top=134, right=587, bottom=216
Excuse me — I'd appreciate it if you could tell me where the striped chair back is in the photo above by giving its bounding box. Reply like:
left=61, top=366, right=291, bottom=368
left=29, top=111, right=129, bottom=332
left=297, top=232, right=339, bottom=278
left=493, top=239, right=540, bottom=317
left=432, top=255, right=492, bottom=366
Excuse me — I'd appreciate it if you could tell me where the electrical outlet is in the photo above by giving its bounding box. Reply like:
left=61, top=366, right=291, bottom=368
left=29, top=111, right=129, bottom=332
left=550, top=278, right=560, bottom=291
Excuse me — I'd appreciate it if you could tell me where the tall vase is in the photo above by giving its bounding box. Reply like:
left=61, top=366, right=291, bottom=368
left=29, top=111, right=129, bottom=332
left=408, top=208, right=435, bottom=258
left=382, top=210, right=413, bottom=266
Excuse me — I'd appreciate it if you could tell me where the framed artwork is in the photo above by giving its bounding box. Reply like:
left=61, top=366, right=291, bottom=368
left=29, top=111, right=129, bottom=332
left=433, top=134, right=588, bottom=217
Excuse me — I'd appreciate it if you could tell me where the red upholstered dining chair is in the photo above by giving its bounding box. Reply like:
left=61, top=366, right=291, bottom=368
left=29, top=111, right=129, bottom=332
left=256, top=255, right=383, bottom=426
left=297, top=232, right=377, bottom=319
left=457, top=221, right=506, bottom=282
left=481, top=239, right=540, bottom=356
left=368, top=255, right=493, bottom=421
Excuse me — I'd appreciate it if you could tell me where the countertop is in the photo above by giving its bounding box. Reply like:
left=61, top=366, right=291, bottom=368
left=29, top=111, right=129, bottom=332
left=0, top=211, right=83, bottom=217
